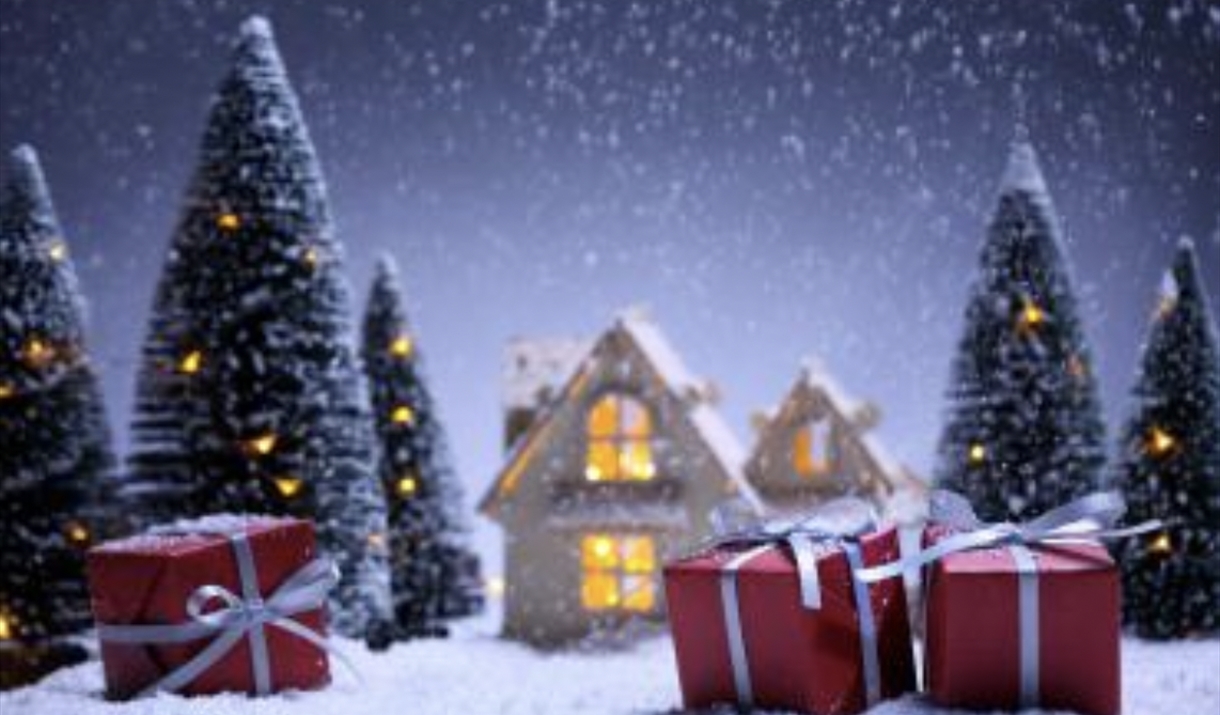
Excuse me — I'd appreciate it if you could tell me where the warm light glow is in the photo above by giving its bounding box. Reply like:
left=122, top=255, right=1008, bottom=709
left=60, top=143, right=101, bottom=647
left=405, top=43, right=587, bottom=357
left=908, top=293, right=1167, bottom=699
left=23, top=338, right=53, bottom=368
left=1156, top=296, right=1176, bottom=320
left=391, top=404, right=415, bottom=425
left=580, top=534, right=657, bottom=613
left=217, top=212, right=241, bottom=232
left=178, top=350, right=203, bottom=375
left=273, top=476, right=302, bottom=498
left=0, top=613, right=13, bottom=641
left=303, top=246, right=319, bottom=268
left=246, top=432, right=278, bottom=456
left=0, top=383, right=13, bottom=401
left=1147, top=426, right=1176, bottom=457
left=48, top=240, right=67, bottom=262
left=793, top=419, right=834, bottom=478
left=395, top=474, right=418, bottom=497
left=1018, top=299, right=1045, bottom=332
left=64, top=521, right=90, bottom=546
left=968, top=443, right=987, bottom=465
left=1148, top=532, right=1172, bottom=556
left=367, top=531, right=386, bottom=549
left=389, top=335, right=413, bottom=359
left=485, top=576, right=506, bottom=599
left=585, top=394, right=655, bottom=482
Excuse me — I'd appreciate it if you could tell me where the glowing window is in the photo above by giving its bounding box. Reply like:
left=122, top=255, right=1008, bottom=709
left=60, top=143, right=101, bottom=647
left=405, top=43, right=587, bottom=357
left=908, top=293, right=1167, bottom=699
left=792, top=418, right=834, bottom=478
left=580, top=534, right=657, bottom=612
left=585, top=394, right=655, bottom=482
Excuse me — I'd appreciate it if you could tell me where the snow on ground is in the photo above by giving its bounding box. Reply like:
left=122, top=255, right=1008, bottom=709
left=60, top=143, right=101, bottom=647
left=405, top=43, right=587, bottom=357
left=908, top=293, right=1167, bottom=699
left=3, top=606, right=1217, bottom=715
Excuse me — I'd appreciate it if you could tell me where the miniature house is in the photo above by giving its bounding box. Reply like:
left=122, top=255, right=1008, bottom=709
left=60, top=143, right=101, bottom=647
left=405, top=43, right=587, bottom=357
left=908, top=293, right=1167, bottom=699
left=480, top=310, right=762, bottom=647
left=745, top=360, right=924, bottom=519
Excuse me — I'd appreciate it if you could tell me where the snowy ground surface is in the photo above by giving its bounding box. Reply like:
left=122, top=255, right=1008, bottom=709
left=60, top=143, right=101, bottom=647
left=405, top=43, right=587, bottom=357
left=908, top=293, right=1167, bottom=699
left=3, top=607, right=1217, bottom=715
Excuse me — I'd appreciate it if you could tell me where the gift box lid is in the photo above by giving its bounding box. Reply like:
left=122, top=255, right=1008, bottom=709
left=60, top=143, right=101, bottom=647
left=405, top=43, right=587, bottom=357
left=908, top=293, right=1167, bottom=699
left=92, top=515, right=304, bottom=558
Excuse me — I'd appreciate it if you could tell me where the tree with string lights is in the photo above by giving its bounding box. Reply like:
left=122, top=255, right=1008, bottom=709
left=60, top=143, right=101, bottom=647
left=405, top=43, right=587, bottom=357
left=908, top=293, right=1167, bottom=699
left=933, top=127, right=1106, bottom=521
left=361, top=256, right=483, bottom=639
left=0, top=146, right=116, bottom=656
left=124, top=17, right=391, bottom=640
left=1112, top=239, right=1220, bottom=639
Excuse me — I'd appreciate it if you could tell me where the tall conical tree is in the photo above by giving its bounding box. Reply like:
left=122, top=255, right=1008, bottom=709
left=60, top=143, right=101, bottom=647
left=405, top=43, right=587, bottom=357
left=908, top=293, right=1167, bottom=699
left=934, top=127, right=1106, bottom=521
left=125, top=17, right=391, bottom=638
left=1112, top=239, right=1220, bottom=639
left=361, top=256, right=482, bottom=638
left=0, top=145, right=116, bottom=644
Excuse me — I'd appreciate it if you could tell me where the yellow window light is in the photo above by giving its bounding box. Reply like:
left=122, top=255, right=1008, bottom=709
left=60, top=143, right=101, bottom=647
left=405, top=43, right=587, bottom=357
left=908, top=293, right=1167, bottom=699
left=581, top=572, right=620, bottom=610
left=622, top=536, right=656, bottom=574
left=48, top=239, right=67, bottom=262
left=391, top=404, right=415, bottom=425
left=245, top=432, right=278, bottom=456
left=178, top=350, right=203, bottom=375
left=968, top=443, right=987, bottom=466
left=216, top=212, right=241, bottom=232
left=389, top=335, right=413, bottom=359
left=395, top=474, right=418, bottom=497
left=272, top=475, right=302, bottom=498
left=1147, top=426, right=1176, bottom=457
left=582, top=534, right=619, bottom=570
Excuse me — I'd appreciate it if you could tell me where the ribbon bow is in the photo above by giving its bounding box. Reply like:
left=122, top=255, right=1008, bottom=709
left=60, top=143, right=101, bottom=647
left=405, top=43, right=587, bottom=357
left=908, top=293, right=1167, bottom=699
left=854, top=490, right=1160, bottom=709
left=97, top=529, right=358, bottom=699
left=854, top=490, right=1162, bottom=584
left=705, top=496, right=885, bottom=709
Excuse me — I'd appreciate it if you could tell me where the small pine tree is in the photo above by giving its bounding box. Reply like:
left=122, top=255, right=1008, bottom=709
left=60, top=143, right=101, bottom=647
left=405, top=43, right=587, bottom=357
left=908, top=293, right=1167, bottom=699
left=0, top=145, right=116, bottom=643
left=934, top=128, right=1106, bottom=521
left=361, top=256, right=482, bottom=638
left=1112, top=239, right=1220, bottom=639
left=125, top=17, right=391, bottom=639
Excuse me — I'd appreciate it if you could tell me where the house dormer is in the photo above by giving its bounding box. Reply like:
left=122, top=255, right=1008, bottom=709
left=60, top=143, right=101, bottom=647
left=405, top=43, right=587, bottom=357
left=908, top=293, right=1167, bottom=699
left=746, top=359, right=921, bottom=516
left=480, top=309, right=759, bottom=646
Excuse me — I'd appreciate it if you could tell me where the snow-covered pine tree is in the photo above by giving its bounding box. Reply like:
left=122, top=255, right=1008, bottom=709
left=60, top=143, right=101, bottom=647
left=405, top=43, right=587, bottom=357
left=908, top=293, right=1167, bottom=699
left=0, top=145, right=116, bottom=644
left=1112, top=239, right=1220, bottom=639
left=361, top=256, right=483, bottom=638
left=124, top=17, right=391, bottom=639
left=934, top=127, right=1106, bottom=521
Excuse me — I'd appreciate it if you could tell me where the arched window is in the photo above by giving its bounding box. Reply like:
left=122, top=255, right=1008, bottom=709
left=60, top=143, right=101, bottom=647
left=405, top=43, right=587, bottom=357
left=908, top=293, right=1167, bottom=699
left=792, top=417, right=834, bottom=479
left=585, top=394, right=655, bottom=482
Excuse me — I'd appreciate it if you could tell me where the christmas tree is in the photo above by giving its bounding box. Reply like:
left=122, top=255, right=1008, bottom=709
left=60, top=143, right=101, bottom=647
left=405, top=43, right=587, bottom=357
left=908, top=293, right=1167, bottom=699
left=0, top=145, right=116, bottom=645
left=1112, top=239, right=1220, bottom=639
left=361, top=256, right=483, bottom=638
left=934, top=127, right=1106, bottom=521
left=125, top=17, right=391, bottom=639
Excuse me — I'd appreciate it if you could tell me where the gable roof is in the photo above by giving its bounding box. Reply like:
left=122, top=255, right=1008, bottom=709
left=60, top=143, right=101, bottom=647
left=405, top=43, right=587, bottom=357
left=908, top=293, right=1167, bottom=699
left=749, top=357, right=916, bottom=491
left=480, top=308, right=763, bottom=518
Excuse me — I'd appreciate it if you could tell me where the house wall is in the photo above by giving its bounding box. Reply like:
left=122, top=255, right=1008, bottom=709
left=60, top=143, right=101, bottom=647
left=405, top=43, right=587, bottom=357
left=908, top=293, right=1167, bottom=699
left=493, top=330, right=741, bottom=647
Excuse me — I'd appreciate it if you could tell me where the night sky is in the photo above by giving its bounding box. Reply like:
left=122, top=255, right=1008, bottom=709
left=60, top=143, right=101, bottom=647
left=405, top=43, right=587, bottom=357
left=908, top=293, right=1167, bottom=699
left=1, top=1, right=1218, bottom=548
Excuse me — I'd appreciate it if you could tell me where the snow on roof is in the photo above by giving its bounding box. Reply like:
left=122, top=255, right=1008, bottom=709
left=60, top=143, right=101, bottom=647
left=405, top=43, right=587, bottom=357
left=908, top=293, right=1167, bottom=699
left=502, top=337, right=591, bottom=410
left=618, top=310, right=763, bottom=513
left=1000, top=132, right=1048, bottom=196
left=484, top=309, right=763, bottom=515
left=801, top=357, right=865, bottom=417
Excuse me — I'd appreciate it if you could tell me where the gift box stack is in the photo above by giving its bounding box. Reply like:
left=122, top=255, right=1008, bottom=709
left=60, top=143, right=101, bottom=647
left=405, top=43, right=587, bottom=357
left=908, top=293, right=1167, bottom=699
left=663, top=491, right=1150, bottom=715
left=87, top=515, right=336, bottom=700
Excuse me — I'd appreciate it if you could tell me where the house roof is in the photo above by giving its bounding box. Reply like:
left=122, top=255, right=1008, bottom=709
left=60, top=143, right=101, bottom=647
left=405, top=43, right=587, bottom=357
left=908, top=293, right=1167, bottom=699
left=752, top=357, right=918, bottom=491
left=479, top=308, right=763, bottom=517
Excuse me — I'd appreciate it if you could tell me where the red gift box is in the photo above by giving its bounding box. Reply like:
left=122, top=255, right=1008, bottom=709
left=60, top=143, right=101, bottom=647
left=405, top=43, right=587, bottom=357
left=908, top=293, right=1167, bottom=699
left=87, top=516, right=331, bottom=700
left=923, top=524, right=1120, bottom=715
left=664, top=526, right=915, bottom=715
